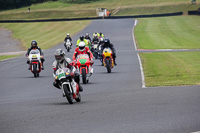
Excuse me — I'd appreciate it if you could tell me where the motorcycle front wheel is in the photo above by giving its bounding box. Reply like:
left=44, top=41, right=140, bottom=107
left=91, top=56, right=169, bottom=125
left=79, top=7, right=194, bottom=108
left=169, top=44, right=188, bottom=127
left=82, top=68, right=87, bottom=84
left=105, top=59, right=111, bottom=73
left=33, top=63, right=38, bottom=77
left=63, top=84, right=73, bottom=104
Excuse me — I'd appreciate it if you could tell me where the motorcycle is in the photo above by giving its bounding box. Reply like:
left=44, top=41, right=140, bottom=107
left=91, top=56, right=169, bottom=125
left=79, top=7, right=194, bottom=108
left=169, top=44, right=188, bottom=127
left=64, top=39, right=72, bottom=52
left=28, top=49, right=42, bottom=77
left=102, top=47, right=114, bottom=73
left=54, top=68, right=81, bottom=104
left=91, top=41, right=99, bottom=59
left=75, top=54, right=93, bottom=84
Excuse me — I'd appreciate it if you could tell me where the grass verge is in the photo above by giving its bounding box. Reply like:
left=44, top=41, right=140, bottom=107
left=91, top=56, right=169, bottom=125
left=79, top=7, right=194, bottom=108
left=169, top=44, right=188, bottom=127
left=140, top=52, right=200, bottom=87
left=135, top=16, right=200, bottom=49
left=135, top=16, right=200, bottom=87
left=0, top=55, right=20, bottom=61
left=0, top=21, right=90, bottom=49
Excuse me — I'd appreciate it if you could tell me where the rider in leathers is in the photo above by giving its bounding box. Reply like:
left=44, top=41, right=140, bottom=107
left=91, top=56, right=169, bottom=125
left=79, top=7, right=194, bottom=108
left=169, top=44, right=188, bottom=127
left=52, top=49, right=83, bottom=92
left=101, top=39, right=117, bottom=66
left=73, top=42, right=94, bottom=74
left=64, top=33, right=72, bottom=47
left=26, top=40, right=45, bottom=69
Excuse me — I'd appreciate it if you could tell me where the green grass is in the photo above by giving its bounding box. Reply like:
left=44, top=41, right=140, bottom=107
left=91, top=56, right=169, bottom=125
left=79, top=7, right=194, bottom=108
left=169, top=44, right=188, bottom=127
left=0, top=55, right=20, bottom=61
left=135, top=16, right=200, bottom=49
left=0, top=21, right=90, bottom=49
left=135, top=16, right=200, bottom=86
left=140, top=52, right=200, bottom=87
left=0, top=0, right=199, bottom=20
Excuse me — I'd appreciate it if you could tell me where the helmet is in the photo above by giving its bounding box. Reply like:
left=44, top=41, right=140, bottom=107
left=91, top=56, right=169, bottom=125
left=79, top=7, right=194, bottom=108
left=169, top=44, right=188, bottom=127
left=80, top=36, right=84, bottom=41
left=79, top=42, right=86, bottom=51
left=31, top=40, right=37, bottom=48
left=104, top=39, right=110, bottom=44
left=94, top=34, right=98, bottom=38
left=100, top=32, right=102, bottom=36
left=100, top=38, right=104, bottom=42
left=67, top=33, right=70, bottom=37
left=54, top=49, right=65, bottom=63
left=86, top=33, right=89, bottom=36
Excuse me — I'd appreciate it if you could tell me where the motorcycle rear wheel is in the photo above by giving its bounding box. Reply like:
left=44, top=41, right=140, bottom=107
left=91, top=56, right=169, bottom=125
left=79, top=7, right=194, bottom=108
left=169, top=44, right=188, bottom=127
left=63, top=84, right=73, bottom=104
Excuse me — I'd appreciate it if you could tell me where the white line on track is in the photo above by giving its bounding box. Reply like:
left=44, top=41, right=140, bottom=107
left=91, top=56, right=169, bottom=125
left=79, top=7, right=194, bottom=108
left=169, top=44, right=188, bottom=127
left=190, top=131, right=200, bottom=133
left=133, top=19, right=146, bottom=88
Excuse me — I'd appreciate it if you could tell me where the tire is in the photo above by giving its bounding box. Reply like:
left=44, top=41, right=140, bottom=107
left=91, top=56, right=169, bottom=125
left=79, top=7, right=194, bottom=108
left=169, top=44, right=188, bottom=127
left=75, top=94, right=81, bottom=102
left=67, top=48, right=70, bottom=52
left=94, top=53, right=98, bottom=59
left=82, top=68, right=87, bottom=84
left=63, top=84, right=73, bottom=104
left=105, top=59, right=111, bottom=73
left=33, top=63, right=38, bottom=77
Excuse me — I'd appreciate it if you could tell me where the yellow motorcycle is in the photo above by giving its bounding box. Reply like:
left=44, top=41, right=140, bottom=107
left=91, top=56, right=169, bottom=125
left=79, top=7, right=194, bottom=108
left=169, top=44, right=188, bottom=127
left=102, top=47, right=114, bottom=73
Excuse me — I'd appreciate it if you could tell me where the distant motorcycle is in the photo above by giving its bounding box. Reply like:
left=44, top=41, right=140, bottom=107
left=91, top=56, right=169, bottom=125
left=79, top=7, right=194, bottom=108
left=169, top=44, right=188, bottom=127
left=75, top=54, right=93, bottom=84
left=54, top=68, right=81, bottom=104
left=28, top=49, right=42, bottom=77
left=64, top=39, right=72, bottom=52
left=102, top=47, right=114, bottom=73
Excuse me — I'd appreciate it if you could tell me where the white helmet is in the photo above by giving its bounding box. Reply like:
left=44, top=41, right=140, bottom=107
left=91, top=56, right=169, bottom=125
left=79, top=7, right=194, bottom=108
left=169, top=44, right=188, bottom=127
left=79, top=42, right=86, bottom=51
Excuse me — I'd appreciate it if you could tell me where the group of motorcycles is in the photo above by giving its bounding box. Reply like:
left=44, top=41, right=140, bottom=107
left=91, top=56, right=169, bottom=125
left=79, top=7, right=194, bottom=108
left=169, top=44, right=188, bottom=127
left=26, top=34, right=115, bottom=104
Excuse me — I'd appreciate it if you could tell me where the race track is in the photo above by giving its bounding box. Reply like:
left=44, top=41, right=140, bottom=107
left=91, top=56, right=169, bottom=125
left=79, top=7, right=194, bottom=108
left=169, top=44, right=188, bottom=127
left=0, top=19, right=200, bottom=133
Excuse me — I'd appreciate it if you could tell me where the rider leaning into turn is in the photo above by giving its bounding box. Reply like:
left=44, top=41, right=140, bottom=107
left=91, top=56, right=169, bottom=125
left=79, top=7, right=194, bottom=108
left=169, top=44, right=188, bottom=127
left=52, top=49, right=83, bottom=92
left=101, top=39, right=117, bottom=66
left=73, top=42, right=94, bottom=74
left=25, top=40, right=45, bottom=70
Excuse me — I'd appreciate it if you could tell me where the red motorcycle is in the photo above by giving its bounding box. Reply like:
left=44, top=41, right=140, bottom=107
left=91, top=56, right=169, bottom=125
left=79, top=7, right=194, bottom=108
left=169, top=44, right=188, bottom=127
left=75, top=54, right=93, bottom=84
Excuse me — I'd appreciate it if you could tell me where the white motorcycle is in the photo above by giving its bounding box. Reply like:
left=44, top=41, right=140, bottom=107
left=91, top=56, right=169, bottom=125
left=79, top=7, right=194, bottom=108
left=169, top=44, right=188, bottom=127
left=28, top=49, right=42, bottom=77
left=64, top=39, right=72, bottom=52
left=54, top=68, right=81, bottom=104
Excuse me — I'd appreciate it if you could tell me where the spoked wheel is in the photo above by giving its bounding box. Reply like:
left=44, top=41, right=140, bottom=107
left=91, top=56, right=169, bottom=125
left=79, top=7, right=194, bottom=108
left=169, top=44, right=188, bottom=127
left=63, top=84, right=73, bottom=104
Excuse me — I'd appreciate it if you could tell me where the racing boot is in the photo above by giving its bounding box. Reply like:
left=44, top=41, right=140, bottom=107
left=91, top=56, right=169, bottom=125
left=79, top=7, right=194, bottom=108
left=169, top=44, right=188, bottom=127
left=79, top=84, right=83, bottom=92
left=114, top=58, right=117, bottom=66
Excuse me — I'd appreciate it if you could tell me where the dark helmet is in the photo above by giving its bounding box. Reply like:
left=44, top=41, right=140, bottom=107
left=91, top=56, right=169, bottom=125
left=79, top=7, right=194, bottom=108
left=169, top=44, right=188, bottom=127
left=31, top=40, right=37, bottom=48
left=104, top=39, right=110, bottom=45
left=80, top=36, right=84, bottom=41
left=54, top=49, right=65, bottom=63
left=100, top=32, right=102, bottom=36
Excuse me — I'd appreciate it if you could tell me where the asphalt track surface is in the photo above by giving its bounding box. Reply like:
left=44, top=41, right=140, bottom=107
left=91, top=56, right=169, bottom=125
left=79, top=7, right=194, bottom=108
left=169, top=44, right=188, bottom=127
left=0, top=19, right=200, bottom=133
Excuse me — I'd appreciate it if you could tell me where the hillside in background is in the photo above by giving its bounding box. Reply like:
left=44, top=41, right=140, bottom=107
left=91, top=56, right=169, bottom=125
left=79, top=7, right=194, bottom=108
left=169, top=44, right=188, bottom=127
left=0, top=0, right=199, bottom=20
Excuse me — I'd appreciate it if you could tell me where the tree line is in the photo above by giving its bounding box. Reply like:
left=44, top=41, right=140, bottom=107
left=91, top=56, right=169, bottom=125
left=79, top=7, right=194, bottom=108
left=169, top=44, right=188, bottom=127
left=0, top=0, right=100, bottom=10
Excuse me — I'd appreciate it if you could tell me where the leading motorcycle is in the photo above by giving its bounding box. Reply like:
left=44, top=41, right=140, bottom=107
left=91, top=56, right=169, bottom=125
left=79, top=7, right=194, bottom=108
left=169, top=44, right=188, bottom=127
left=54, top=68, right=81, bottom=104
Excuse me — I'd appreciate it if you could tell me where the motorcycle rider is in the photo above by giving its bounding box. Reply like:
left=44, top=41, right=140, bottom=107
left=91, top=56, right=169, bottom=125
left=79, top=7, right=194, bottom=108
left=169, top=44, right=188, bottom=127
left=85, top=33, right=91, bottom=42
left=101, top=39, right=117, bottom=66
left=92, top=33, right=99, bottom=44
left=64, top=33, right=72, bottom=47
left=76, top=35, right=90, bottom=49
left=73, top=42, right=94, bottom=75
left=25, top=40, right=45, bottom=70
left=99, top=32, right=104, bottom=39
left=52, top=49, right=83, bottom=92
